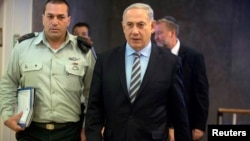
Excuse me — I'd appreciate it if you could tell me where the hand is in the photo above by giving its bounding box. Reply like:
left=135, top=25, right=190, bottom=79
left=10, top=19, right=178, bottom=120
left=192, top=129, right=204, bottom=141
left=168, top=128, right=175, bottom=141
left=101, top=127, right=105, bottom=137
left=84, top=37, right=94, bottom=46
left=4, top=112, right=25, bottom=132
left=80, top=36, right=93, bottom=47
left=81, top=128, right=86, bottom=141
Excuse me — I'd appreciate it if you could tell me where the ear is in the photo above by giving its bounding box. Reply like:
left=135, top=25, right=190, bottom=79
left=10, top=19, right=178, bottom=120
left=170, top=30, right=176, bottom=38
left=121, top=21, right=126, bottom=33
left=67, top=16, right=71, bottom=27
left=151, top=20, right=156, bottom=34
left=42, top=14, right=45, bottom=26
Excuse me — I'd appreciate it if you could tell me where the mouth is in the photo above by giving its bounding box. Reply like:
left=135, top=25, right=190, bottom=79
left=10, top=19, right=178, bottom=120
left=131, top=38, right=141, bottom=42
left=50, top=28, right=59, bottom=33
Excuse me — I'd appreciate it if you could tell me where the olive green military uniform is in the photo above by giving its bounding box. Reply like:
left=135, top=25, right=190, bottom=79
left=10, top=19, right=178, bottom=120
left=0, top=31, right=95, bottom=141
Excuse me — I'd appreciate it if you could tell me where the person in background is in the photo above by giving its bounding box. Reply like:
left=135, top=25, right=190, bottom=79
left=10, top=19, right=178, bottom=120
left=72, top=21, right=100, bottom=136
left=85, top=3, right=191, bottom=141
left=72, top=22, right=97, bottom=60
left=72, top=22, right=92, bottom=120
left=72, top=22, right=93, bottom=46
left=154, top=16, right=209, bottom=141
left=0, top=0, right=95, bottom=141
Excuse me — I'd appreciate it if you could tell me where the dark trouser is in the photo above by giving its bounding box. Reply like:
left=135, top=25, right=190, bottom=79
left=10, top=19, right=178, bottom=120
left=16, top=121, right=81, bottom=141
left=79, top=103, right=85, bottom=125
left=76, top=103, right=85, bottom=137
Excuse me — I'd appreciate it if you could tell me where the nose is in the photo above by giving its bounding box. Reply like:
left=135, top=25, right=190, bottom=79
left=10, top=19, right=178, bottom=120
left=131, top=26, right=139, bottom=34
left=51, top=17, right=59, bottom=25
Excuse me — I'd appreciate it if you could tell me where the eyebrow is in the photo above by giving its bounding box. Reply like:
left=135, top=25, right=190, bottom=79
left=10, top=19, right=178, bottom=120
left=46, top=13, right=67, bottom=16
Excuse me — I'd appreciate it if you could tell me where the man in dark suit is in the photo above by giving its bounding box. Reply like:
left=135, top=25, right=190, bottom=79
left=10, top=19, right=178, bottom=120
left=154, top=16, right=209, bottom=141
left=85, top=3, right=191, bottom=141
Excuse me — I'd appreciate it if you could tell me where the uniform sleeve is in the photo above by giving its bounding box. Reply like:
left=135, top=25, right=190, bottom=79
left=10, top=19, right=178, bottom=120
left=0, top=43, right=22, bottom=122
left=82, top=50, right=96, bottom=127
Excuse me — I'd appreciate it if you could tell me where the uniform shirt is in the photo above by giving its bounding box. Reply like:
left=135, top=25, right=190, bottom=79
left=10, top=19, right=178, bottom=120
left=0, top=31, right=95, bottom=123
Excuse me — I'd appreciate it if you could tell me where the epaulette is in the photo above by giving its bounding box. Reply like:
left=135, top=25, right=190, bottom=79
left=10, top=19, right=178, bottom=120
left=18, top=32, right=36, bottom=43
left=77, top=36, right=97, bottom=60
left=77, top=36, right=92, bottom=54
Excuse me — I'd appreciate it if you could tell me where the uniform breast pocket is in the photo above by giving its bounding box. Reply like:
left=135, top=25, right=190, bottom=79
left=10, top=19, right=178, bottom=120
left=21, top=63, right=43, bottom=86
left=64, top=64, right=87, bottom=91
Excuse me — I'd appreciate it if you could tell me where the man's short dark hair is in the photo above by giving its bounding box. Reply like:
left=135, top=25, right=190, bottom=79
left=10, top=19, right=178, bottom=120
left=43, top=0, right=70, bottom=16
left=72, top=22, right=91, bottom=34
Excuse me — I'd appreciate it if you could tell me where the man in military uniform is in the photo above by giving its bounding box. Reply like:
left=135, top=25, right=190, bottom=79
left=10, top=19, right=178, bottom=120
left=0, top=0, right=95, bottom=141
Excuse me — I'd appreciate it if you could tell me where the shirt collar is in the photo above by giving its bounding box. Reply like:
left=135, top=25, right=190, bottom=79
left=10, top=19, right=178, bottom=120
left=171, top=38, right=180, bottom=55
left=126, top=42, right=152, bottom=58
left=33, top=31, right=76, bottom=49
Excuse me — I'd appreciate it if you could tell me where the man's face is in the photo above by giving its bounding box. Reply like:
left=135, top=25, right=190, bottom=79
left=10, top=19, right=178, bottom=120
left=42, top=3, right=71, bottom=41
left=122, top=8, right=155, bottom=51
left=73, top=26, right=89, bottom=38
left=154, top=22, right=172, bottom=49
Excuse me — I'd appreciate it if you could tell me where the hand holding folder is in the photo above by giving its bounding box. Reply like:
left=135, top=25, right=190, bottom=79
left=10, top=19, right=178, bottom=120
left=17, top=87, right=35, bottom=128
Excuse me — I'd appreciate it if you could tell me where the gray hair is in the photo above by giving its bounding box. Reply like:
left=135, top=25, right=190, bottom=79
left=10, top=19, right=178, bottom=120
left=157, top=16, right=180, bottom=36
left=122, top=3, right=154, bottom=21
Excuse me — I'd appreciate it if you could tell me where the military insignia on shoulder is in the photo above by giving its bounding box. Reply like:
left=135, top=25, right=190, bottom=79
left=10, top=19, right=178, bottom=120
left=77, top=36, right=92, bottom=54
left=18, top=32, right=37, bottom=43
left=77, top=36, right=97, bottom=60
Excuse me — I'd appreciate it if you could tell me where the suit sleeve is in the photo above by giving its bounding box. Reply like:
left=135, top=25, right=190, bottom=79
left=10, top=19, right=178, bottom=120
left=192, top=53, right=209, bottom=131
left=168, top=59, right=192, bottom=141
left=85, top=55, right=105, bottom=141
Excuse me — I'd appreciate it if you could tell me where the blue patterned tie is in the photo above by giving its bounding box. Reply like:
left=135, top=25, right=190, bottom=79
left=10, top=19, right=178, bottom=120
left=129, top=52, right=141, bottom=103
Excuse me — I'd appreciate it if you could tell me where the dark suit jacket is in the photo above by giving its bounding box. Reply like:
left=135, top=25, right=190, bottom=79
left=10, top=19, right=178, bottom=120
left=178, top=44, right=209, bottom=132
left=85, top=43, right=191, bottom=141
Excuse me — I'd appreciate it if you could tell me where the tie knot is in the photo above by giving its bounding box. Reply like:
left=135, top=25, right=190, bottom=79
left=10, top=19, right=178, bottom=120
left=133, top=52, right=140, bottom=58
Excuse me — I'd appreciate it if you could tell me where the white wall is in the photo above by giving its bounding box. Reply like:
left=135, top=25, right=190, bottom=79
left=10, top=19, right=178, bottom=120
left=0, top=0, right=33, bottom=141
left=0, top=0, right=3, bottom=140
left=0, top=0, right=3, bottom=76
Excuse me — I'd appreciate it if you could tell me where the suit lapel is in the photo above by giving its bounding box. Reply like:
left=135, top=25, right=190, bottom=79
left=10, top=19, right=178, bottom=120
left=117, top=46, right=130, bottom=98
left=135, top=45, right=158, bottom=100
left=118, top=44, right=161, bottom=103
left=178, top=45, right=186, bottom=63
